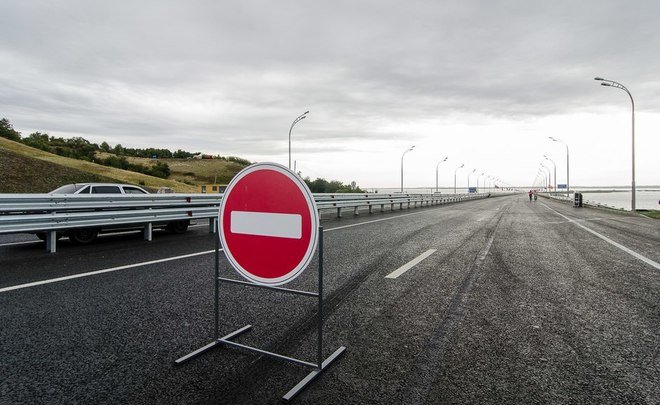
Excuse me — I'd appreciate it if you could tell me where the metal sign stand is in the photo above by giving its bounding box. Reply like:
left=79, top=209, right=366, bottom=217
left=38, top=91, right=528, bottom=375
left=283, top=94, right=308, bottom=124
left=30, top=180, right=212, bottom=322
left=174, top=226, right=346, bottom=402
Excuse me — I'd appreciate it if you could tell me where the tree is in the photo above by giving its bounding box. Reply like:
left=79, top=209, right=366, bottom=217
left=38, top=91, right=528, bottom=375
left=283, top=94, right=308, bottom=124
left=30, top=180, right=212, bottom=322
left=113, top=144, right=124, bottom=156
left=100, top=141, right=111, bottom=152
left=22, top=132, right=51, bottom=151
left=0, top=118, right=21, bottom=141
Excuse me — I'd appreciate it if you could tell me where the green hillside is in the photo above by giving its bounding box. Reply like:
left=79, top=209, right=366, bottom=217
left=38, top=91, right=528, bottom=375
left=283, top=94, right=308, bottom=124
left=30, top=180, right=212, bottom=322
left=95, top=152, right=248, bottom=185
left=0, top=137, right=197, bottom=192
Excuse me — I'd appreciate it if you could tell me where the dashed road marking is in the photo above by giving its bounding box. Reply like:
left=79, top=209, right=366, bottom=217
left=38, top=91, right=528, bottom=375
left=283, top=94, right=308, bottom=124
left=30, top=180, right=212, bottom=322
left=385, top=249, right=437, bottom=279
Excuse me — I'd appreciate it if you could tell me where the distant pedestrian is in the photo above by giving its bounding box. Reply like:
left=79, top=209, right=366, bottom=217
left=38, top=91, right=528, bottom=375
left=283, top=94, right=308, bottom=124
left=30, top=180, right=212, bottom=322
left=529, top=190, right=533, bottom=201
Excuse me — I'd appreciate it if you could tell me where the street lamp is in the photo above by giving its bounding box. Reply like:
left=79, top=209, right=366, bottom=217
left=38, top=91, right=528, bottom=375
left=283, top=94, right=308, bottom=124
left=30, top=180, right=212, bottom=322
left=537, top=170, right=545, bottom=191
left=549, top=136, right=570, bottom=197
left=435, top=156, right=448, bottom=193
left=288, top=111, right=309, bottom=169
left=594, top=77, right=636, bottom=210
left=477, top=172, right=485, bottom=194
left=467, top=169, right=476, bottom=192
left=454, top=164, right=464, bottom=194
left=540, top=163, right=551, bottom=192
left=401, top=145, right=415, bottom=193
left=543, top=155, right=557, bottom=195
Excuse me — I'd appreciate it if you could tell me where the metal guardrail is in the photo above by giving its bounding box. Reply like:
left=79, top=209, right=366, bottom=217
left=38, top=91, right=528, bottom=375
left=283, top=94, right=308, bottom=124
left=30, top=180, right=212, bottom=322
left=315, top=193, right=489, bottom=217
left=0, top=192, right=495, bottom=252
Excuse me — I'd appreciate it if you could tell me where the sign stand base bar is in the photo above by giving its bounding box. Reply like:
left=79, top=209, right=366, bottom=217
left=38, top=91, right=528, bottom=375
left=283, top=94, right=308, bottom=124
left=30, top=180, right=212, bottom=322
left=283, top=345, right=346, bottom=402
left=174, top=325, right=252, bottom=365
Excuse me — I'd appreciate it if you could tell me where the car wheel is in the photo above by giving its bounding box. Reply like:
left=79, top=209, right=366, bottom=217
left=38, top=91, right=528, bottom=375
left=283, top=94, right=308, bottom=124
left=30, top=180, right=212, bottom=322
left=69, top=228, right=99, bottom=244
left=166, top=220, right=189, bottom=234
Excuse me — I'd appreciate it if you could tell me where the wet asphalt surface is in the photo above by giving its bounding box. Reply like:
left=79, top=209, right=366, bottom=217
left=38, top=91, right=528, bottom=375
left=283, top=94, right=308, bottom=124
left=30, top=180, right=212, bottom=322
left=0, top=194, right=658, bottom=404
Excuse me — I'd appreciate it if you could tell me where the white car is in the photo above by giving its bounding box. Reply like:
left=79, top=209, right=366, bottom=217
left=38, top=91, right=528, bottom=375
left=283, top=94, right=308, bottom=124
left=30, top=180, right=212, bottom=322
left=40, top=183, right=189, bottom=244
left=50, top=183, right=149, bottom=195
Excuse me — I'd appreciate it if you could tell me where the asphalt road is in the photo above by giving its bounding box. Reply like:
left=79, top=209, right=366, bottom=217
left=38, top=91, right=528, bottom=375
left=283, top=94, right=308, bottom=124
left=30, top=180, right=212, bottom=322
left=0, top=194, right=658, bottom=404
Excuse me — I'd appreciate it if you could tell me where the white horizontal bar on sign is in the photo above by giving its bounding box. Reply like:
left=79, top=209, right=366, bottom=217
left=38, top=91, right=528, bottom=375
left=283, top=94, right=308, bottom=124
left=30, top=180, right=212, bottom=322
left=230, top=211, right=302, bottom=239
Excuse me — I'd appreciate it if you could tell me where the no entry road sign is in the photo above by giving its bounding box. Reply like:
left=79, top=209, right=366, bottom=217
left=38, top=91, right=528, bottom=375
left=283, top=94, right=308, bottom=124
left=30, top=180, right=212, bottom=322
left=219, top=163, right=319, bottom=286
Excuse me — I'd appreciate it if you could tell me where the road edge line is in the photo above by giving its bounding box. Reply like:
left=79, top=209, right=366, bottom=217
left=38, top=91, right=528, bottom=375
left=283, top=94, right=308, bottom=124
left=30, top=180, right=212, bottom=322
left=540, top=202, right=660, bottom=271
left=0, top=249, right=218, bottom=293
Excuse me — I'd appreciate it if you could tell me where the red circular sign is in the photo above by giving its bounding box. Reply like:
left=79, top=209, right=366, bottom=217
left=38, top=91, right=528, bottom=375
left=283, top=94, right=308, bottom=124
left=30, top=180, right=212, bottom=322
left=219, top=163, right=319, bottom=286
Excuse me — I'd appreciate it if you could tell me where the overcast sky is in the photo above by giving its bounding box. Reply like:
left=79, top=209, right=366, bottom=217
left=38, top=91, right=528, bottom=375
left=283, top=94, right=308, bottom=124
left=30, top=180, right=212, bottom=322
left=1, top=0, right=659, bottom=189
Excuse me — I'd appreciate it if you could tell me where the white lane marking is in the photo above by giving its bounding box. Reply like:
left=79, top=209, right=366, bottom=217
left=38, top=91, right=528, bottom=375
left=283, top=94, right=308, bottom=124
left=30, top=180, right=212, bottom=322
left=541, top=203, right=660, bottom=271
left=386, top=249, right=437, bottom=279
left=230, top=211, right=302, bottom=239
left=0, top=240, right=41, bottom=247
left=0, top=249, right=218, bottom=294
left=324, top=211, right=424, bottom=232
left=541, top=217, right=620, bottom=225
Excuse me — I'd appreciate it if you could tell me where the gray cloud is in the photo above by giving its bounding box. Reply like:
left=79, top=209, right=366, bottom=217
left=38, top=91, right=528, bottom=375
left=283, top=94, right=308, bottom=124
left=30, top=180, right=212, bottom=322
left=1, top=0, right=659, bottom=160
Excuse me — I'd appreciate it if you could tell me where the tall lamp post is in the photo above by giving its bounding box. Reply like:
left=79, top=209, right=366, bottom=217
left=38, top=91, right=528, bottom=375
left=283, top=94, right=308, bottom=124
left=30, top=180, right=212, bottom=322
left=543, top=155, right=557, bottom=195
left=476, top=172, right=484, bottom=193
left=435, top=156, right=448, bottom=193
left=549, top=136, right=569, bottom=197
left=454, top=164, right=464, bottom=194
left=400, top=145, right=415, bottom=193
left=467, top=169, right=476, bottom=192
left=288, top=111, right=309, bottom=169
left=594, top=77, right=636, bottom=210
left=540, top=163, right=551, bottom=192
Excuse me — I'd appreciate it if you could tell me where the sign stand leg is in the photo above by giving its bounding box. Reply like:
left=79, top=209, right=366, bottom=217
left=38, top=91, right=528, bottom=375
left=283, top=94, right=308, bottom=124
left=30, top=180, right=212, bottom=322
left=283, top=227, right=346, bottom=402
left=214, top=232, right=219, bottom=340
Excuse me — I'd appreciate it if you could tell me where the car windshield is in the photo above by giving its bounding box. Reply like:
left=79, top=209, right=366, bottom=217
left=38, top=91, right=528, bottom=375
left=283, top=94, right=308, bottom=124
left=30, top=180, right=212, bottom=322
left=50, top=184, right=85, bottom=194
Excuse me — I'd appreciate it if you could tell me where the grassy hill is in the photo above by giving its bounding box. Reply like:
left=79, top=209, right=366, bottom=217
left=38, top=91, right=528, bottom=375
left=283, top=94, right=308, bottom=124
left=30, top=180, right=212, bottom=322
left=0, top=137, right=197, bottom=193
left=95, top=152, right=249, bottom=185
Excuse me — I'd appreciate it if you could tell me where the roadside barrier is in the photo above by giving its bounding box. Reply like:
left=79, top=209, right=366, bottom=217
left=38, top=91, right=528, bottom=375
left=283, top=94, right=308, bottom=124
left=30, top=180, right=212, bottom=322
left=0, top=192, right=495, bottom=252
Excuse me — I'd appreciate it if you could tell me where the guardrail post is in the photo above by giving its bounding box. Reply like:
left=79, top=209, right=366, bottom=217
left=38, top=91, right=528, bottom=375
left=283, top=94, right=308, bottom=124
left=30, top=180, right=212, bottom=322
left=143, top=223, right=153, bottom=241
left=368, top=205, right=373, bottom=214
left=336, top=207, right=342, bottom=218
left=353, top=206, right=359, bottom=216
left=209, top=218, right=217, bottom=234
left=46, top=231, right=57, bottom=253
left=381, top=204, right=385, bottom=212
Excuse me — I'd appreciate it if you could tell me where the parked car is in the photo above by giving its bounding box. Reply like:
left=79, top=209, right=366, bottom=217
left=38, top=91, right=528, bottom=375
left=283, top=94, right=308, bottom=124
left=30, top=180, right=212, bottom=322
left=38, top=183, right=189, bottom=244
